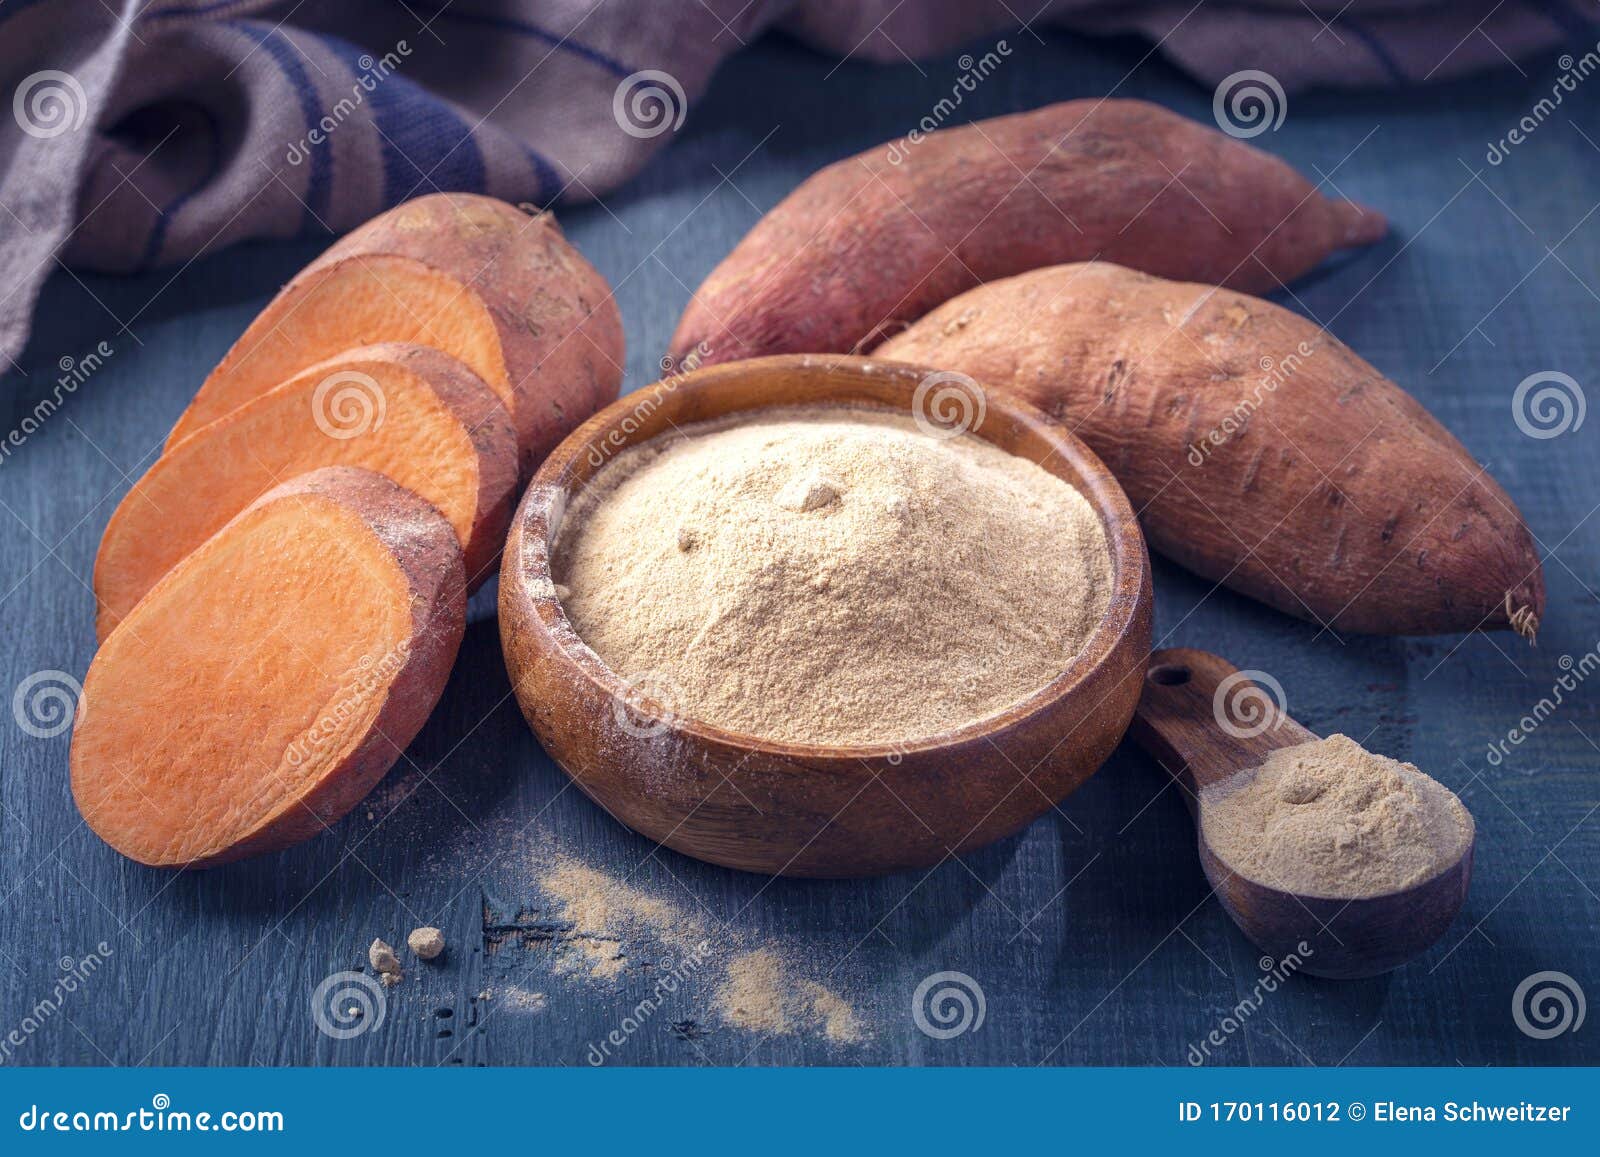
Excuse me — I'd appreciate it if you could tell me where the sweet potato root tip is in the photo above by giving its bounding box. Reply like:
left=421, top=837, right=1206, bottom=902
left=876, top=262, right=1544, bottom=638
left=669, top=98, right=1384, bottom=366
left=93, top=343, right=515, bottom=642
left=1338, top=201, right=1389, bottom=247
left=72, top=468, right=465, bottom=867
left=169, top=192, right=624, bottom=478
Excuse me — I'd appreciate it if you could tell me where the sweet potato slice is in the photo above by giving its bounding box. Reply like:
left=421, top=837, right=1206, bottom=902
left=670, top=99, right=1384, bottom=366
left=94, top=343, right=514, bottom=641
left=878, top=263, right=1544, bottom=638
left=72, top=467, right=465, bottom=867
left=167, top=193, right=624, bottom=477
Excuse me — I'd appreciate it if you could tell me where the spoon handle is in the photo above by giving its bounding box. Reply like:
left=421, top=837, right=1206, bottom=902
left=1128, top=648, right=1318, bottom=803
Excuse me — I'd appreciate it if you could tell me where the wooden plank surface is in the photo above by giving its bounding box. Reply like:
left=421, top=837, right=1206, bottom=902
left=1, top=31, right=1596, bottom=1067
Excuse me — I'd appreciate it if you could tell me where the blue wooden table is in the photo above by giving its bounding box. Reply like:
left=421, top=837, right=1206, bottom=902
left=2, top=31, right=1596, bottom=1067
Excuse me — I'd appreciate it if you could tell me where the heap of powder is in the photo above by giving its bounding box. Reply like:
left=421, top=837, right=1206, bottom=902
left=553, top=406, right=1113, bottom=746
left=1200, top=734, right=1474, bottom=899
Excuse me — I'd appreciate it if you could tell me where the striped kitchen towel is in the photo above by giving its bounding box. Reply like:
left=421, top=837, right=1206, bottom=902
left=0, top=0, right=1589, bottom=368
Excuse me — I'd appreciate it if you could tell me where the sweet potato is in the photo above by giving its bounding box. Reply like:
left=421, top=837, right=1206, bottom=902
left=94, top=343, right=515, bottom=640
left=877, top=263, right=1543, bottom=638
left=670, top=99, right=1384, bottom=367
left=72, top=467, right=465, bottom=867
left=168, top=193, right=624, bottom=477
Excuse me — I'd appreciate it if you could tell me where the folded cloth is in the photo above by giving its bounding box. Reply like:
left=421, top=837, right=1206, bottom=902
left=0, top=0, right=1587, bottom=368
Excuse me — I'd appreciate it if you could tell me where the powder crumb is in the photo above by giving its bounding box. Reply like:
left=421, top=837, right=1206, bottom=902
left=407, top=926, right=445, bottom=961
left=553, top=407, right=1112, bottom=746
left=368, top=938, right=402, bottom=985
left=504, top=987, right=548, bottom=1013
left=714, top=949, right=864, bottom=1043
left=1200, top=734, right=1474, bottom=899
left=773, top=469, right=842, bottom=513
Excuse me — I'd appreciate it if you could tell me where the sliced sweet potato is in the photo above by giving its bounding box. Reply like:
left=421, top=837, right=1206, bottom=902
left=167, top=193, right=624, bottom=477
left=670, top=98, right=1384, bottom=366
left=72, top=467, right=465, bottom=867
left=94, top=343, right=514, bottom=641
left=878, top=263, right=1544, bottom=638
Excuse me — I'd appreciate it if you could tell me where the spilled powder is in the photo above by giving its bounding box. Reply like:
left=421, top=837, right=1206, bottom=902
left=1200, top=734, right=1474, bottom=899
left=552, top=406, right=1112, bottom=746
left=716, top=949, right=865, bottom=1044
left=532, top=856, right=867, bottom=1043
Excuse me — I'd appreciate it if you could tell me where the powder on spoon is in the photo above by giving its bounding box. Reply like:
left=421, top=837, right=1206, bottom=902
left=1199, top=734, right=1473, bottom=899
left=552, top=406, right=1113, bottom=746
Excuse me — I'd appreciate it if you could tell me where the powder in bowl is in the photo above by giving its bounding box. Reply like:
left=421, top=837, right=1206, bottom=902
left=551, top=405, right=1113, bottom=746
left=1199, top=734, right=1474, bottom=899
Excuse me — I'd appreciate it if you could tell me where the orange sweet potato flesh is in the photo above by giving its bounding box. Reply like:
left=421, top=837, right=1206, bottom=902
left=670, top=99, right=1385, bottom=367
left=94, top=343, right=515, bottom=641
left=168, top=193, right=625, bottom=477
left=878, top=263, right=1544, bottom=638
left=72, top=467, right=465, bottom=867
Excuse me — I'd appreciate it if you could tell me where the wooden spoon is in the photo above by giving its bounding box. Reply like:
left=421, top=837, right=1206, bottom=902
left=1129, top=648, right=1474, bottom=979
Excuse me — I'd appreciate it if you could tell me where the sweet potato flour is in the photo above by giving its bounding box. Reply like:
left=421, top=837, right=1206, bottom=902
left=551, top=406, right=1112, bottom=746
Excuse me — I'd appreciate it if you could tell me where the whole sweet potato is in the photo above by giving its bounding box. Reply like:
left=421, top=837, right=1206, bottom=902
left=671, top=99, right=1384, bottom=367
left=877, top=263, right=1543, bottom=638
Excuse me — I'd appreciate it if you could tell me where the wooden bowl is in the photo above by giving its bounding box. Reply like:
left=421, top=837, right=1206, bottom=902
left=499, top=355, right=1153, bottom=876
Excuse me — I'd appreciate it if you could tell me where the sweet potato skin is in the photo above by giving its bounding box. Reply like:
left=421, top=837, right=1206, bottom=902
left=878, top=263, right=1543, bottom=637
left=72, top=467, right=466, bottom=868
left=93, top=343, right=515, bottom=641
left=170, top=193, right=625, bottom=477
left=670, top=99, right=1384, bottom=366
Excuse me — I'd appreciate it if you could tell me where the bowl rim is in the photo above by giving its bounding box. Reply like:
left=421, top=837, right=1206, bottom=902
left=506, top=353, right=1151, bottom=762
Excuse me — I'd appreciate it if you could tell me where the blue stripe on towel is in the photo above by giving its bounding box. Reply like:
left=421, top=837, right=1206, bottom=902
left=233, top=22, right=332, bottom=232
left=1338, top=16, right=1410, bottom=85
left=304, top=30, right=489, bottom=205
left=137, top=102, right=222, bottom=271
left=521, top=144, right=560, bottom=206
